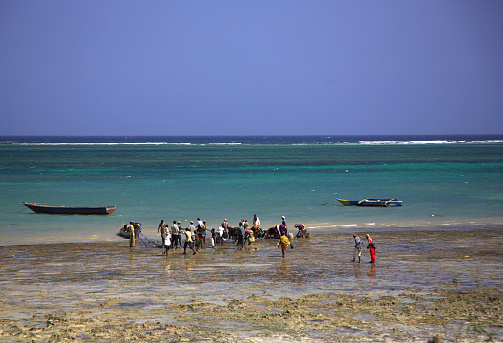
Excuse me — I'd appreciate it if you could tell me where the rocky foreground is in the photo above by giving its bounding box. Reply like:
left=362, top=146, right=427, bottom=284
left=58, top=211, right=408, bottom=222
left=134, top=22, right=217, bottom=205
left=1, top=228, right=502, bottom=342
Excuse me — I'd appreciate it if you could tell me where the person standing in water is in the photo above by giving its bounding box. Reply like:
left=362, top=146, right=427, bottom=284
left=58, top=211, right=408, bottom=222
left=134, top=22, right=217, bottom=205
left=237, top=222, right=245, bottom=250
left=158, top=220, right=167, bottom=247
left=171, top=221, right=180, bottom=249
left=164, top=230, right=172, bottom=257
left=183, top=228, right=197, bottom=255
left=200, top=220, right=207, bottom=248
left=189, top=221, right=196, bottom=235
left=210, top=228, right=216, bottom=248
left=253, top=214, right=260, bottom=228
left=352, top=234, right=363, bottom=263
left=279, top=218, right=288, bottom=237
left=366, top=234, right=376, bottom=263
left=128, top=221, right=135, bottom=247
left=221, top=219, right=229, bottom=243
left=176, top=221, right=183, bottom=247
left=278, top=233, right=291, bottom=258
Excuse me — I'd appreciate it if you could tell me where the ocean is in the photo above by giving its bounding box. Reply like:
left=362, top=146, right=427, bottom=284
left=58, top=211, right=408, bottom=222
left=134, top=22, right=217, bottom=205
left=2, top=135, right=503, bottom=342
left=1, top=135, right=502, bottom=245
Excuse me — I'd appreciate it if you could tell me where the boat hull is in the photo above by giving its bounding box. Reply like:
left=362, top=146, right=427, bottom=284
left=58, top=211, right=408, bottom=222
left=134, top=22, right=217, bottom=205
left=383, top=200, right=402, bottom=207
left=118, top=223, right=141, bottom=239
left=335, top=198, right=359, bottom=206
left=23, top=202, right=116, bottom=215
left=118, top=229, right=131, bottom=238
left=336, top=198, right=402, bottom=207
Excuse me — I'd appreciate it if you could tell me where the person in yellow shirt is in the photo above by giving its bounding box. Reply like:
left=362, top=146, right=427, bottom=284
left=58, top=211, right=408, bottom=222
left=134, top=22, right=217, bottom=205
left=128, top=221, right=135, bottom=247
left=183, top=228, right=197, bottom=255
left=279, top=234, right=290, bottom=258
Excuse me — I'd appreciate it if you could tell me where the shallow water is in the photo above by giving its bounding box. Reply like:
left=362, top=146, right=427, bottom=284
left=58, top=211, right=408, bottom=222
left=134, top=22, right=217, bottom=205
left=1, top=227, right=503, bottom=342
left=1, top=228, right=502, bottom=325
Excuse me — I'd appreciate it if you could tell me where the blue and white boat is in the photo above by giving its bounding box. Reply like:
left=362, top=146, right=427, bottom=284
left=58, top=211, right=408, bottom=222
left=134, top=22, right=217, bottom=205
left=336, top=197, right=402, bottom=207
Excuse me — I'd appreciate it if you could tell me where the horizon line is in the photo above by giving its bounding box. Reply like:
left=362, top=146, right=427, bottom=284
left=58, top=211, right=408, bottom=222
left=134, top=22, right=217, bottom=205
left=1, top=133, right=502, bottom=137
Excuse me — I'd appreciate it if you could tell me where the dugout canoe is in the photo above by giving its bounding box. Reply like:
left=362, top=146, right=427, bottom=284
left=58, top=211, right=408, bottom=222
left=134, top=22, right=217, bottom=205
left=22, top=202, right=116, bottom=215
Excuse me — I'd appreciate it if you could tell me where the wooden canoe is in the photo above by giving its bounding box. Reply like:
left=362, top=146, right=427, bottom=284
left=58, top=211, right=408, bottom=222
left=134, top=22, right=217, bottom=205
left=23, top=202, right=116, bottom=215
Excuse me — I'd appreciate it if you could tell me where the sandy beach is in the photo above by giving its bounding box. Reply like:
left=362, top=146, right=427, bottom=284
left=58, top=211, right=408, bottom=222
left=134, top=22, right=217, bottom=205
left=1, top=227, right=502, bottom=342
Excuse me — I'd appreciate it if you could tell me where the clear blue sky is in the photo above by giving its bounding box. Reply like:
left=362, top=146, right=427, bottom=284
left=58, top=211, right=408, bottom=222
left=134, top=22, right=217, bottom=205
left=1, top=1, right=502, bottom=136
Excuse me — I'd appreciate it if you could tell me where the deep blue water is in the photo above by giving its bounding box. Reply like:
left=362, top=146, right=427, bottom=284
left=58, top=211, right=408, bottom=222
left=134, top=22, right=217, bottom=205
left=1, top=134, right=502, bottom=145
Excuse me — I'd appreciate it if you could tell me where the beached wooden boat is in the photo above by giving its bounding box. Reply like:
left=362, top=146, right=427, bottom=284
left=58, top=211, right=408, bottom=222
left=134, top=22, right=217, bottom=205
left=23, top=202, right=116, bottom=215
left=118, top=223, right=141, bottom=238
left=118, top=227, right=131, bottom=238
left=336, top=197, right=402, bottom=207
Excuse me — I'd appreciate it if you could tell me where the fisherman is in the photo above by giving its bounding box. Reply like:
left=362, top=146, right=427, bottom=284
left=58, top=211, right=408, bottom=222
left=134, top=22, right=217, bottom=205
left=278, top=232, right=291, bottom=258
left=237, top=222, right=245, bottom=250
left=183, top=228, right=197, bottom=255
left=253, top=214, right=260, bottom=228
left=171, top=220, right=180, bottom=249
left=128, top=221, right=135, bottom=247
left=210, top=228, right=216, bottom=248
left=279, top=219, right=287, bottom=237
left=221, top=219, right=229, bottom=242
left=251, top=214, right=261, bottom=238
left=352, top=234, right=363, bottom=263
left=189, top=221, right=196, bottom=235
left=366, top=234, right=376, bottom=263
left=217, top=225, right=225, bottom=245
left=295, top=224, right=307, bottom=238
left=164, top=230, right=172, bottom=257
left=200, top=220, right=207, bottom=248
left=158, top=220, right=167, bottom=247
left=194, top=230, right=201, bottom=252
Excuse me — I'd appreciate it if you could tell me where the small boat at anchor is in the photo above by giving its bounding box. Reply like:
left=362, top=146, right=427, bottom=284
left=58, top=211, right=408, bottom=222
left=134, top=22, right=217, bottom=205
left=22, top=202, right=116, bottom=215
left=336, top=197, right=402, bottom=207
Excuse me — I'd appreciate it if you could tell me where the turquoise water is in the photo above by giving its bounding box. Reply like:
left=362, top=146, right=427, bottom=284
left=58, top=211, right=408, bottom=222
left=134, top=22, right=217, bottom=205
left=1, top=135, right=502, bottom=245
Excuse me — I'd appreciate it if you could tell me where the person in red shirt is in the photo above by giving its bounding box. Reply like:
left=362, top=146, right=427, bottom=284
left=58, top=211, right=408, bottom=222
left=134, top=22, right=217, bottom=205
left=366, top=234, right=376, bottom=263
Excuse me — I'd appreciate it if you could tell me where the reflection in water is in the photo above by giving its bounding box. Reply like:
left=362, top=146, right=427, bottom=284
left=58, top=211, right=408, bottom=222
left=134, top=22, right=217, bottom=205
left=183, top=259, right=196, bottom=281
left=128, top=250, right=135, bottom=269
left=369, top=264, right=375, bottom=278
left=353, top=263, right=362, bottom=279
left=164, top=263, right=171, bottom=278
left=279, top=259, right=290, bottom=276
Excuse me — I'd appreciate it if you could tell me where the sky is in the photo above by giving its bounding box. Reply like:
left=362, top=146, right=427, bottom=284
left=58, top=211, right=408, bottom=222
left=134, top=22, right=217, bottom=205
left=1, top=1, right=502, bottom=136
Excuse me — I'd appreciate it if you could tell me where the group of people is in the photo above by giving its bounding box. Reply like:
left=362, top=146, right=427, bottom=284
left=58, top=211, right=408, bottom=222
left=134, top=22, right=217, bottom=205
left=152, top=214, right=297, bottom=258
left=233, top=215, right=294, bottom=258
left=157, top=218, right=213, bottom=256
left=130, top=217, right=374, bottom=262
left=352, top=233, right=376, bottom=263
left=233, top=214, right=264, bottom=249
left=153, top=215, right=256, bottom=256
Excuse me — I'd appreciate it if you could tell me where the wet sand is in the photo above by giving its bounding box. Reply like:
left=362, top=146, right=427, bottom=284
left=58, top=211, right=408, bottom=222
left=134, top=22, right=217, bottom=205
left=1, top=228, right=502, bottom=342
